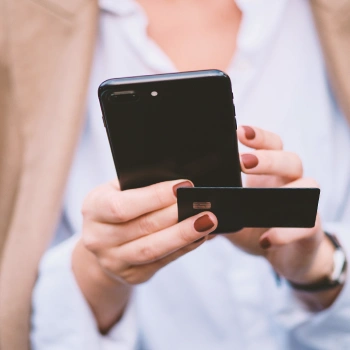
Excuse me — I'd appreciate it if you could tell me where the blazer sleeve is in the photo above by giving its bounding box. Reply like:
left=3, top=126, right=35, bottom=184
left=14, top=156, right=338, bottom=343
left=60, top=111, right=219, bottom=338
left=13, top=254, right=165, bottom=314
left=0, top=0, right=22, bottom=259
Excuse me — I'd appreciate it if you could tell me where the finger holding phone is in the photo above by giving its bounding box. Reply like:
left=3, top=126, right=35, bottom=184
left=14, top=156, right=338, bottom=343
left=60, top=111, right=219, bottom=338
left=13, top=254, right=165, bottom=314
left=73, top=179, right=217, bottom=332
left=73, top=70, right=342, bottom=333
left=225, top=125, right=341, bottom=310
left=74, top=70, right=235, bottom=332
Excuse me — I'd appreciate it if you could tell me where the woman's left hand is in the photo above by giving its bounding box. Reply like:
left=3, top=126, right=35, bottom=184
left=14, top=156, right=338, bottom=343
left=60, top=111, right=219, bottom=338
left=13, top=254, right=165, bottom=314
left=225, top=125, right=335, bottom=290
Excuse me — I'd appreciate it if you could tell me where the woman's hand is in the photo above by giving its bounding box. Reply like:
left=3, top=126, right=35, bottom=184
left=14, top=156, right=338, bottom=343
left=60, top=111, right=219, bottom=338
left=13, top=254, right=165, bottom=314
left=225, top=125, right=340, bottom=310
left=73, top=179, right=218, bottom=332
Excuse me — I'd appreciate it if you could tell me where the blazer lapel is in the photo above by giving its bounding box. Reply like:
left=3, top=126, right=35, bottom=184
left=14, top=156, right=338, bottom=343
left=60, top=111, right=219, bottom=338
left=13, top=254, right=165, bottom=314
left=311, top=0, right=350, bottom=124
left=30, top=0, right=90, bottom=16
left=0, top=1, right=98, bottom=349
left=1, top=1, right=350, bottom=350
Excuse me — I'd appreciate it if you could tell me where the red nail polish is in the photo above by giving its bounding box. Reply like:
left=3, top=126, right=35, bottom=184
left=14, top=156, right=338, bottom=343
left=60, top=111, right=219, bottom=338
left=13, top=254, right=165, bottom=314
left=260, top=237, right=271, bottom=249
left=194, top=214, right=215, bottom=232
left=241, top=154, right=259, bottom=169
left=242, top=126, right=256, bottom=140
left=173, top=181, right=193, bottom=197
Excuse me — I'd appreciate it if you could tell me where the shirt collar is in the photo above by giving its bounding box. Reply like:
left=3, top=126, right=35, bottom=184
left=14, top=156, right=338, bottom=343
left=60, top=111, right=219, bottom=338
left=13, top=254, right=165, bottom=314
left=98, top=0, right=290, bottom=74
left=235, top=0, right=290, bottom=53
left=99, top=0, right=289, bottom=22
left=99, top=0, right=139, bottom=16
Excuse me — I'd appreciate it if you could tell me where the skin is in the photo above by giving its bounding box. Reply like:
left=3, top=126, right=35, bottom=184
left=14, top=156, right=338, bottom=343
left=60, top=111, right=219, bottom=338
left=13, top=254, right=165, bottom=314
left=73, top=126, right=341, bottom=333
left=72, top=0, right=343, bottom=334
left=136, top=0, right=242, bottom=72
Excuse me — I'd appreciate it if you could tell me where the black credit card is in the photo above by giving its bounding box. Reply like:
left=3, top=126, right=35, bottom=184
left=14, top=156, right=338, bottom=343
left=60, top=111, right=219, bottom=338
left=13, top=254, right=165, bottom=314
left=177, top=187, right=320, bottom=234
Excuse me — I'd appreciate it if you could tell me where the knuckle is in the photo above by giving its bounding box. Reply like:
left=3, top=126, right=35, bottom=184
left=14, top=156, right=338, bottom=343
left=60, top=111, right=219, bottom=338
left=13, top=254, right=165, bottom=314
left=98, top=256, right=116, bottom=273
left=120, top=268, right=150, bottom=285
left=123, top=275, right=139, bottom=285
left=139, top=243, right=158, bottom=263
left=81, top=201, right=90, bottom=219
left=138, top=214, right=157, bottom=235
left=265, top=229, right=286, bottom=247
left=98, top=249, right=129, bottom=276
left=291, top=152, right=303, bottom=176
left=81, top=185, right=106, bottom=219
left=262, top=152, right=274, bottom=170
left=81, top=192, right=96, bottom=219
left=110, top=195, right=129, bottom=222
left=260, top=128, right=283, bottom=150
left=272, top=237, right=285, bottom=247
left=82, top=232, right=100, bottom=253
left=118, top=268, right=135, bottom=284
left=178, top=223, right=195, bottom=243
left=152, top=184, right=168, bottom=208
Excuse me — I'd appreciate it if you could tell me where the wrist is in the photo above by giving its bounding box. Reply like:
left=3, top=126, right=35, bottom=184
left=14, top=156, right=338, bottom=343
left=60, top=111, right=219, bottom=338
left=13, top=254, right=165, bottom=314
left=286, top=232, right=347, bottom=310
left=73, top=239, right=123, bottom=286
left=289, top=231, right=335, bottom=286
left=72, top=239, right=132, bottom=333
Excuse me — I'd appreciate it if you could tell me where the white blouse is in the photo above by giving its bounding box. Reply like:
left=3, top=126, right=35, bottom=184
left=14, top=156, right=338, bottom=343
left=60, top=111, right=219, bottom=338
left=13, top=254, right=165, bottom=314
left=31, top=0, right=350, bottom=349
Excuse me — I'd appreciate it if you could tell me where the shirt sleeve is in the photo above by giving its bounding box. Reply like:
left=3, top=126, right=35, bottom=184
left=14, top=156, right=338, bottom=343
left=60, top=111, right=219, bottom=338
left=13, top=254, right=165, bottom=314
left=30, top=234, right=139, bottom=350
left=276, top=222, right=350, bottom=349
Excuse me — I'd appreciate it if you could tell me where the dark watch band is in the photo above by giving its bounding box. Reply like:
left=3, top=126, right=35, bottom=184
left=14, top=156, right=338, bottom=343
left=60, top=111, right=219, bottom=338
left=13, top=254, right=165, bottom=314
left=288, top=232, right=347, bottom=292
left=288, top=276, right=343, bottom=292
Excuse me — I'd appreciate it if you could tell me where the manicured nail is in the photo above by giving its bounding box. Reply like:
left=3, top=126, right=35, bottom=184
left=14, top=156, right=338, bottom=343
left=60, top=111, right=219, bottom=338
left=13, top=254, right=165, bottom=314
left=242, top=126, right=256, bottom=140
left=260, top=237, right=271, bottom=250
left=241, top=154, right=259, bottom=169
left=194, top=214, right=215, bottom=232
left=173, top=181, right=193, bottom=197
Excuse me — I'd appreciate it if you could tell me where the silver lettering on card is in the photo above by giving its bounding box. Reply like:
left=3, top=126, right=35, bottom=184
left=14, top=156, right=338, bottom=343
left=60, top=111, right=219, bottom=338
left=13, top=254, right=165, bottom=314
left=193, top=202, right=212, bottom=209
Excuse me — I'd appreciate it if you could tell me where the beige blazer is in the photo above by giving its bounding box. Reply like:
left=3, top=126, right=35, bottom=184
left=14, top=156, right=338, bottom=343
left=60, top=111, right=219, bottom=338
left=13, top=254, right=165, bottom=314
left=0, top=0, right=349, bottom=349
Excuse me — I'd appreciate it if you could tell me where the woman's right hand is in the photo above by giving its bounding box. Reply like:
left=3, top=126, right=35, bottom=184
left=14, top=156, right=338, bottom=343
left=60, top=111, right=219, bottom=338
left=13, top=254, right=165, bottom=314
left=72, top=179, right=217, bottom=332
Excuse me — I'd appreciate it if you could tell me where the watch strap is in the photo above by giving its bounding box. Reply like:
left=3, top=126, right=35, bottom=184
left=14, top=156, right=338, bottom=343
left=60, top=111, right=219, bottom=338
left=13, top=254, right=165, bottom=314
left=288, top=232, right=347, bottom=292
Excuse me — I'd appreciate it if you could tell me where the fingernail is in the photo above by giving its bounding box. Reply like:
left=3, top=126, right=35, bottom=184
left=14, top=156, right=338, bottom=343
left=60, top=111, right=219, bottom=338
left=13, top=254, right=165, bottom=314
left=241, top=154, right=259, bottom=169
left=260, top=237, right=271, bottom=250
left=242, top=126, right=256, bottom=140
left=173, top=181, right=193, bottom=197
left=194, top=214, right=215, bottom=232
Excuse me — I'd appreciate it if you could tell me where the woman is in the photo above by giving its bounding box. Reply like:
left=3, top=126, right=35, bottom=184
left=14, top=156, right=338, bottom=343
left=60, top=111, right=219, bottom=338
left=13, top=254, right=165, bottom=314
left=1, top=0, right=350, bottom=349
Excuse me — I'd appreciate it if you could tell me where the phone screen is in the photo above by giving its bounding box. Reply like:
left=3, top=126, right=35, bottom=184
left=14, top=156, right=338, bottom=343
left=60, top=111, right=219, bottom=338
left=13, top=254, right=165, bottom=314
left=99, top=70, right=242, bottom=190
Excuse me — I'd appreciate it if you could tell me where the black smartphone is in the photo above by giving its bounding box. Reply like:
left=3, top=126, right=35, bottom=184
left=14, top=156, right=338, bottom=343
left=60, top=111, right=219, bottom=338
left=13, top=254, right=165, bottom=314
left=98, top=70, right=242, bottom=191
